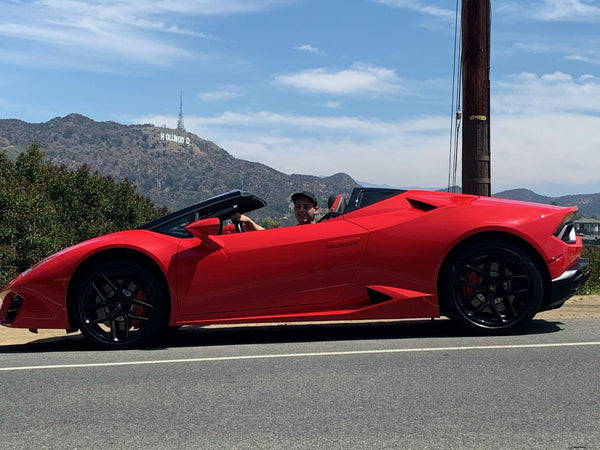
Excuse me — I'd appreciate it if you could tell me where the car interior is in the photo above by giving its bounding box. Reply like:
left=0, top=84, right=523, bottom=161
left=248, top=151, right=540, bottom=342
left=138, top=188, right=406, bottom=238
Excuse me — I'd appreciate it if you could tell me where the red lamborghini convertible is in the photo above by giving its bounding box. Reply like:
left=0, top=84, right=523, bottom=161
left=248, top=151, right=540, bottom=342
left=0, top=188, right=589, bottom=349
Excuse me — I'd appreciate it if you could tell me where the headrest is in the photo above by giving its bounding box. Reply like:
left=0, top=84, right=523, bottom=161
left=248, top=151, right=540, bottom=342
left=328, top=194, right=347, bottom=213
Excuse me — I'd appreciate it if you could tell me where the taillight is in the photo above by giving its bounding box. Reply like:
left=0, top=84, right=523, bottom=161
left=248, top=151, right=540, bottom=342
left=554, top=213, right=577, bottom=244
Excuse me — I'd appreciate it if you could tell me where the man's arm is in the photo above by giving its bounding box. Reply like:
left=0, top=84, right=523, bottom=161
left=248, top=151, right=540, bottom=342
left=231, top=213, right=265, bottom=231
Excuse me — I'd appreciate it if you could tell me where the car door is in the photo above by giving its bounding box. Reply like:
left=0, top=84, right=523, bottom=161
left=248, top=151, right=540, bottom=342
left=174, top=218, right=368, bottom=317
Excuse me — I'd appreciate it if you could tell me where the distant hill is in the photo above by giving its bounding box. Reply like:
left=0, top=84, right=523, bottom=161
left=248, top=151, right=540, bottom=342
left=2, top=114, right=599, bottom=221
left=493, top=188, right=553, bottom=204
left=493, top=188, right=600, bottom=218
left=0, top=114, right=360, bottom=224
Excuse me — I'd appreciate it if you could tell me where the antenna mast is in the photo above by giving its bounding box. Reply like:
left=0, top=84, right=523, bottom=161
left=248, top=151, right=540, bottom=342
left=177, top=90, right=185, bottom=131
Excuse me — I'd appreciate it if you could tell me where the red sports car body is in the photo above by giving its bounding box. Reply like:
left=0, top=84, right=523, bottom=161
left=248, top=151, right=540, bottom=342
left=0, top=188, right=589, bottom=349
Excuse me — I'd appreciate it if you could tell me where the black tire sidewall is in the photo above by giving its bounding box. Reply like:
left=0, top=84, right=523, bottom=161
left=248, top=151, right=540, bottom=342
left=441, top=240, right=544, bottom=334
left=74, top=260, right=167, bottom=349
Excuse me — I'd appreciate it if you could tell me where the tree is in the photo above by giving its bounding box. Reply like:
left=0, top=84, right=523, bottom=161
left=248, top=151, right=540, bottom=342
left=0, top=142, right=166, bottom=286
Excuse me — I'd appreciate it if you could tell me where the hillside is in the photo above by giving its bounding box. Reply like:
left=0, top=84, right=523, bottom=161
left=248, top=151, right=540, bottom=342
left=0, top=114, right=359, bottom=223
left=2, top=114, right=600, bottom=220
left=493, top=188, right=600, bottom=218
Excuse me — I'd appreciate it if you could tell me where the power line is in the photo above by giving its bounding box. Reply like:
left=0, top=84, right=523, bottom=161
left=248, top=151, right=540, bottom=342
left=448, top=0, right=462, bottom=193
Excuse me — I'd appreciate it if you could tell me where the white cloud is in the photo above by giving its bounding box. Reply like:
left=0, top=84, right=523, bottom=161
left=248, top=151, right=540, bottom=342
left=0, top=4, right=197, bottom=68
left=493, top=113, right=600, bottom=189
left=25, top=0, right=292, bottom=18
left=533, top=0, right=600, bottom=21
left=134, top=0, right=296, bottom=16
left=490, top=71, right=600, bottom=192
left=128, top=19, right=210, bottom=38
left=373, top=0, right=455, bottom=21
left=293, top=44, right=324, bottom=55
left=566, top=54, right=600, bottom=65
left=274, top=63, right=405, bottom=96
left=0, top=0, right=292, bottom=69
left=512, top=41, right=600, bottom=65
left=497, top=0, right=600, bottom=22
left=135, top=70, right=600, bottom=194
left=198, top=89, right=243, bottom=102
left=135, top=109, right=460, bottom=188
left=493, top=71, right=600, bottom=115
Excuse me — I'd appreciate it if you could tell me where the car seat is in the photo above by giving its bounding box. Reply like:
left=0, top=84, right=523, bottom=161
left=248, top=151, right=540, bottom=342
left=318, top=194, right=347, bottom=222
left=328, top=194, right=347, bottom=214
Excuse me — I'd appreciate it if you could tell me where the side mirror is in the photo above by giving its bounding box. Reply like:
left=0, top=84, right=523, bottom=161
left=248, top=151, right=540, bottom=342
left=184, top=217, right=221, bottom=240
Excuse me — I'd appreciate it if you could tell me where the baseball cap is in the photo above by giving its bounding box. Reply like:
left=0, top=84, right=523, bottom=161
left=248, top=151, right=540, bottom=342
left=291, top=191, right=318, bottom=207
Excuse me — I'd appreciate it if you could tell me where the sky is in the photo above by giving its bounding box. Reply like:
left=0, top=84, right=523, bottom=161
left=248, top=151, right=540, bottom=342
left=1, top=0, right=599, bottom=196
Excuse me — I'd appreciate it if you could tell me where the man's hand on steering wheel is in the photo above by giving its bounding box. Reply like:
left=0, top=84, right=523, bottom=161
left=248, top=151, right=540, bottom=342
left=230, top=213, right=265, bottom=232
left=231, top=213, right=246, bottom=232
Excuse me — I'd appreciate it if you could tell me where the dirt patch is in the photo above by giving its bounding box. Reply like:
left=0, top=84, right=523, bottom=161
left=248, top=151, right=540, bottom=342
left=535, top=295, right=600, bottom=320
left=1, top=296, right=599, bottom=347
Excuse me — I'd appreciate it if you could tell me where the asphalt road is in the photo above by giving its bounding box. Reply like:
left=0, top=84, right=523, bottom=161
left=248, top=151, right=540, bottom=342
left=1, top=318, right=599, bottom=449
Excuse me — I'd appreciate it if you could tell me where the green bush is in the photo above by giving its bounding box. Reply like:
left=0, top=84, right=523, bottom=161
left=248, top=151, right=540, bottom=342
left=0, top=142, right=166, bottom=287
left=261, top=218, right=281, bottom=229
left=580, top=245, right=600, bottom=295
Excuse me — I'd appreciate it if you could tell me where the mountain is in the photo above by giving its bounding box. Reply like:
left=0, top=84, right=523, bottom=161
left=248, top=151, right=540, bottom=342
left=2, top=114, right=600, bottom=221
left=0, top=114, right=360, bottom=223
left=493, top=188, right=600, bottom=218
left=493, top=188, right=552, bottom=204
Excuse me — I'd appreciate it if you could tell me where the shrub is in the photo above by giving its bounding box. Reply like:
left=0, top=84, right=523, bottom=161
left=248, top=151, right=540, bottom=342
left=580, top=245, right=600, bottom=295
left=0, top=142, right=166, bottom=287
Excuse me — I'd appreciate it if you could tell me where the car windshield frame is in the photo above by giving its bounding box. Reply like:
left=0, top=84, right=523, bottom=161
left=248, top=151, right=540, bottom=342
left=137, top=190, right=267, bottom=238
left=137, top=187, right=405, bottom=238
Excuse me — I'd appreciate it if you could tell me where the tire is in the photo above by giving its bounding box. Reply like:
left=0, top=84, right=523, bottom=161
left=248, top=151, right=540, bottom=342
left=440, top=240, right=544, bottom=334
left=74, top=260, right=168, bottom=349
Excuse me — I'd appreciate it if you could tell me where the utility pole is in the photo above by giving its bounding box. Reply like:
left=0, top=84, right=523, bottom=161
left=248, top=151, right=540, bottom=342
left=461, top=0, right=491, bottom=196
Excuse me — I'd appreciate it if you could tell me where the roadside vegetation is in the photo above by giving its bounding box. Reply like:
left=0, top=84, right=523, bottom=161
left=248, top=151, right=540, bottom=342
left=580, top=246, right=600, bottom=294
left=0, top=142, right=167, bottom=286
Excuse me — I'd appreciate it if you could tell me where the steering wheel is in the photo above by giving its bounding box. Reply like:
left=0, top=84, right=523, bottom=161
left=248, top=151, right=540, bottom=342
left=234, top=219, right=245, bottom=233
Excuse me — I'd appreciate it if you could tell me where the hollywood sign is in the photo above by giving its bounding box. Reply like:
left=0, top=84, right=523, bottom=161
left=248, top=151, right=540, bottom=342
left=160, top=132, right=190, bottom=145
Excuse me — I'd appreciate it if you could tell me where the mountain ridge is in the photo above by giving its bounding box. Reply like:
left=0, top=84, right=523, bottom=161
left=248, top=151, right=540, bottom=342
left=2, top=114, right=600, bottom=219
left=0, top=114, right=360, bottom=223
left=493, top=188, right=600, bottom=218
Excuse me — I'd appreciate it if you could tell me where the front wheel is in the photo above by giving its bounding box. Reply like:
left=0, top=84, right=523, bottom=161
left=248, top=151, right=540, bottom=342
left=74, top=261, right=168, bottom=349
left=440, top=240, right=544, bottom=334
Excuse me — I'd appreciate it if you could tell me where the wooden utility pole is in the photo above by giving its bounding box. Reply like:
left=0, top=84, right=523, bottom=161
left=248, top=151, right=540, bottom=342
left=461, top=0, right=491, bottom=196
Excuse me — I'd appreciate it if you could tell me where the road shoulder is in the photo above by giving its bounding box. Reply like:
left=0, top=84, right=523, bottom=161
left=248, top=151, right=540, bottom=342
left=1, top=295, right=598, bottom=347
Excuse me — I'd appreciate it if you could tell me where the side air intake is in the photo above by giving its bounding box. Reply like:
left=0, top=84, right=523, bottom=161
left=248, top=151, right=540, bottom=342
left=366, top=288, right=394, bottom=305
left=407, top=199, right=437, bottom=212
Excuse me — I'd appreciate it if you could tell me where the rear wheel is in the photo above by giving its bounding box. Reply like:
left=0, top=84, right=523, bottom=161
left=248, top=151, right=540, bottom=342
left=74, top=260, right=168, bottom=349
left=440, top=240, right=543, bottom=334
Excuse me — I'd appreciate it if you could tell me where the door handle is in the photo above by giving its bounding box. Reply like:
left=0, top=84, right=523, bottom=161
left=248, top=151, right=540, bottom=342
left=326, top=237, right=361, bottom=248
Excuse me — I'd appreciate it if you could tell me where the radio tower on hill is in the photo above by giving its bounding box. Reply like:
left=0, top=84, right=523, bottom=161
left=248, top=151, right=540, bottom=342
left=177, top=90, right=185, bottom=131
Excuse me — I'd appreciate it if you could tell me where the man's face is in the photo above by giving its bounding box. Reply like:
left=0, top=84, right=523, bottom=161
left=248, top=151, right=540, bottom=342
left=294, top=197, right=318, bottom=224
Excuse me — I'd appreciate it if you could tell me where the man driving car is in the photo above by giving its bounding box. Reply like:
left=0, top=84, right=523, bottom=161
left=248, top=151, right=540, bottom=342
left=231, top=191, right=319, bottom=230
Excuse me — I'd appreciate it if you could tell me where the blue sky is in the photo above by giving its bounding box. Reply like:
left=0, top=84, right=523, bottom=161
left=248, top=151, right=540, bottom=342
left=1, top=0, right=599, bottom=196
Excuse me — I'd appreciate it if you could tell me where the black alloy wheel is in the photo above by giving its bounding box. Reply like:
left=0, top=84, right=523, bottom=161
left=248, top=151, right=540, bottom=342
left=441, top=240, right=544, bottom=334
left=74, top=261, right=167, bottom=349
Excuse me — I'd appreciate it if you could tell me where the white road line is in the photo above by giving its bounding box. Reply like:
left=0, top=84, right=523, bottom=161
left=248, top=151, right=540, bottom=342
left=1, top=341, right=599, bottom=372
